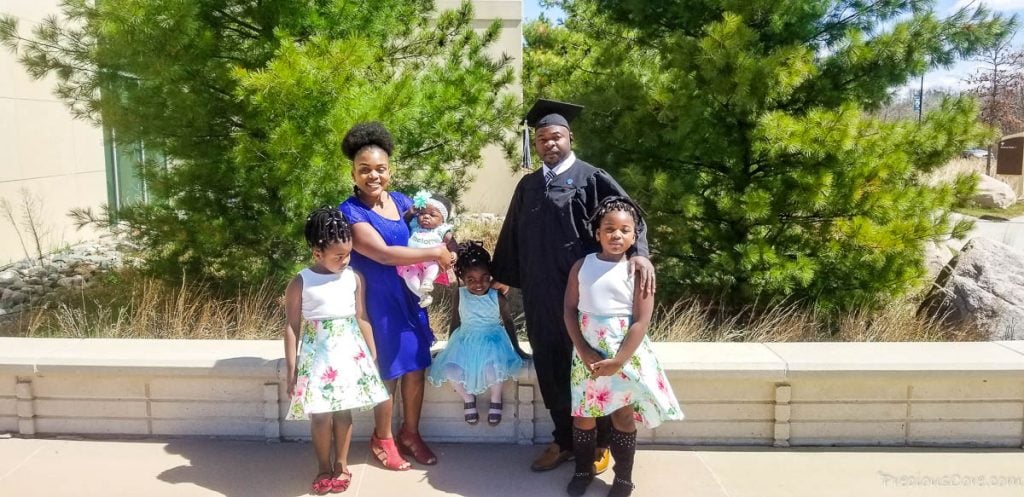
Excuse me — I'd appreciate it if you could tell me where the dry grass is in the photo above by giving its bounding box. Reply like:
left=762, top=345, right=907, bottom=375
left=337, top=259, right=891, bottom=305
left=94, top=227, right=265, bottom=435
left=0, top=271, right=981, bottom=341
left=646, top=298, right=983, bottom=342
left=0, top=209, right=986, bottom=342
left=452, top=217, right=503, bottom=252
left=927, top=157, right=986, bottom=186
left=1, top=269, right=283, bottom=339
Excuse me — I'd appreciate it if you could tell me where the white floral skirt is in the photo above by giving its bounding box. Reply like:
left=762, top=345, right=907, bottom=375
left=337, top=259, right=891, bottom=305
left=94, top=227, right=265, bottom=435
left=287, top=317, right=390, bottom=420
left=569, top=312, right=683, bottom=428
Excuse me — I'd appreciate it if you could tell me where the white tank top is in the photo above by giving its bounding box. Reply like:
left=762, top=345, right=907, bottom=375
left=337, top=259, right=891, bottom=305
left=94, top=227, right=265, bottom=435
left=578, top=254, right=634, bottom=316
left=300, top=267, right=357, bottom=320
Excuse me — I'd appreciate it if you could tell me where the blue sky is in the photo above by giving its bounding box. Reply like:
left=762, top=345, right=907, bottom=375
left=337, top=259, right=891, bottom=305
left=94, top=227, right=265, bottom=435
left=523, top=0, right=1024, bottom=91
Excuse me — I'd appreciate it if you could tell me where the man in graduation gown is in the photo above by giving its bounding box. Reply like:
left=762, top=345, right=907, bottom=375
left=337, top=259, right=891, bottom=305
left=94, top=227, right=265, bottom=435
left=492, top=100, right=655, bottom=472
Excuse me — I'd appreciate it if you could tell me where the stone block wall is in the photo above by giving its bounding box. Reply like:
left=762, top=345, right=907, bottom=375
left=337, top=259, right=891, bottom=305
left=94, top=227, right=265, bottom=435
left=1, top=338, right=1023, bottom=448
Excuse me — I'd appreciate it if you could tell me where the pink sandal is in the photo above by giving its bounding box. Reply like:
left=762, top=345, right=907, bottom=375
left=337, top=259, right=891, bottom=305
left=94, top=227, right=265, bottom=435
left=330, top=470, right=352, bottom=493
left=370, top=432, right=411, bottom=471
left=311, top=472, right=334, bottom=495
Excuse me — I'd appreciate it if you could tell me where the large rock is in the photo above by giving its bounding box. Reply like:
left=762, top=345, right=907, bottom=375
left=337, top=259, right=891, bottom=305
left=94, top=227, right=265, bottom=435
left=56, top=275, right=86, bottom=288
left=923, top=240, right=959, bottom=279
left=0, top=288, right=28, bottom=307
left=920, top=237, right=1024, bottom=339
left=0, top=270, right=21, bottom=287
left=971, top=175, right=1016, bottom=209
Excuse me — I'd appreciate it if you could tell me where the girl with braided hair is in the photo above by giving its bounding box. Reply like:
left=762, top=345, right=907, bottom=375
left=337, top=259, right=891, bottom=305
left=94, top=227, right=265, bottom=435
left=284, top=206, right=389, bottom=494
left=563, top=196, right=682, bottom=497
left=427, top=241, right=528, bottom=426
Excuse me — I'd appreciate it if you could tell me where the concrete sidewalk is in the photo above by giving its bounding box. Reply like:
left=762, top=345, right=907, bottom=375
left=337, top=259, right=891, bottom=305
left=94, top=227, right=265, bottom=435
left=0, top=437, right=1022, bottom=497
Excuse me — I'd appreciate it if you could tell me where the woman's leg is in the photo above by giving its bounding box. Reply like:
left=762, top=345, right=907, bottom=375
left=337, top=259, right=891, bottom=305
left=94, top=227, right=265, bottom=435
left=370, top=378, right=410, bottom=470
left=373, top=378, right=398, bottom=439
left=397, top=369, right=437, bottom=464
left=400, top=369, right=426, bottom=433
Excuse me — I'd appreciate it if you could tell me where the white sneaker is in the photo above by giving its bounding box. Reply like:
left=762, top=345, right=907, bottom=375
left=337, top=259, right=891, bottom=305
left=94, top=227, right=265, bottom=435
left=420, top=281, right=434, bottom=294
left=419, top=294, right=433, bottom=308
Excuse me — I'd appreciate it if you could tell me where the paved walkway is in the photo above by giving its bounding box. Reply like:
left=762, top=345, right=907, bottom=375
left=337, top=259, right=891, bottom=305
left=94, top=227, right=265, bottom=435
left=1, top=437, right=1022, bottom=496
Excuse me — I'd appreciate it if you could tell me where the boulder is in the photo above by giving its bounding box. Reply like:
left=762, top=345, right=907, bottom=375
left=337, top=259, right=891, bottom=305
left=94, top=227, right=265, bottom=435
left=73, top=262, right=99, bottom=277
left=923, top=241, right=957, bottom=279
left=57, top=275, right=86, bottom=288
left=0, top=288, right=28, bottom=307
left=971, top=175, right=1016, bottom=209
left=0, top=270, right=21, bottom=287
left=920, top=237, right=1024, bottom=339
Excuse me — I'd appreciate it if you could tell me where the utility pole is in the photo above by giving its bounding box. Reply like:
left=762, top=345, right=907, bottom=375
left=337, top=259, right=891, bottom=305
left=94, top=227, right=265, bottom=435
left=986, top=60, right=997, bottom=176
left=917, top=72, right=924, bottom=124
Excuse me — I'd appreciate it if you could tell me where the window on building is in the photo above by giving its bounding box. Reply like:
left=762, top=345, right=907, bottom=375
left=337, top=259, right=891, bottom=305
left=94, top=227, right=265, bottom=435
left=103, top=126, right=164, bottom=217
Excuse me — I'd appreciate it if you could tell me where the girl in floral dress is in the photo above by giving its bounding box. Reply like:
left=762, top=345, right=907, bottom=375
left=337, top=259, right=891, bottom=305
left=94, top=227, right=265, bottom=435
left=284, top=207, right=390, bottom=495
left=562, top=197, right=683, bottom=497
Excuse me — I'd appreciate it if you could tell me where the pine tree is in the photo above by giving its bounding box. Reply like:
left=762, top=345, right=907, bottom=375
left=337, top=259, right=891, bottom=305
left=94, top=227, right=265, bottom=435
left=1, top=0, right=518, bottom=286
left=525, top=0, right=1014, bottom=309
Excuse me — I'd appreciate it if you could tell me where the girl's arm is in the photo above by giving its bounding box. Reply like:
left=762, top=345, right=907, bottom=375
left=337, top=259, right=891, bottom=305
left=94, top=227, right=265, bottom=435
left=563, top=259, right=602, bottom=372
left=283, top=275, right=303, bottom=396
left=351, top=222, right=453, bottom=270
left=591, top=271, right=656, bottom=377
left=353, top=271, right=377, bottom=360
left=498, top=291, right=530, bottom=359
left=448, top=289, right=461, bottom=334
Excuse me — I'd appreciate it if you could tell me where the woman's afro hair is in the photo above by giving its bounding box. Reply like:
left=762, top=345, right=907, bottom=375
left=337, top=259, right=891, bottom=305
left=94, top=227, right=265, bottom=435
left=342, top=122, right=394, bottom=160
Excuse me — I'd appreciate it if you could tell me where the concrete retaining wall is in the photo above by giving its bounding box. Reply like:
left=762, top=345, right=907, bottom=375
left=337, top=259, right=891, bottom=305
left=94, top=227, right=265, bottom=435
left=2, top=338, right=1023, bottom=447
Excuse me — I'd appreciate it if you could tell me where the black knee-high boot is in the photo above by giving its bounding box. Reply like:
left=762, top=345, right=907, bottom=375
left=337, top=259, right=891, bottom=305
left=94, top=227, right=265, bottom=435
left=607, top=427, right=637, bottom=497
left=567, top=426, right=596, bottom=496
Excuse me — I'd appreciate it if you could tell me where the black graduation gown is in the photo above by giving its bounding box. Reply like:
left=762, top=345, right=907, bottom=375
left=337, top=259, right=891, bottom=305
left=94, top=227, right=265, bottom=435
left=492, top=159, right=649, bottom=412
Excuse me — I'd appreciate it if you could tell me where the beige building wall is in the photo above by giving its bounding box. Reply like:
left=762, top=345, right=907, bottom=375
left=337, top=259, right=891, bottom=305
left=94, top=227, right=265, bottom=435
left=446, top=0, right=526, bottom=215
left=0, top=1, right=107, bottom=266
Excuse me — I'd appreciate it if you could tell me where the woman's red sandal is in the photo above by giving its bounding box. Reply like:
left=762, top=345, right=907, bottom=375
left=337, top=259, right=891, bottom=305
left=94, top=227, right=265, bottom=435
left=370, top=432, right=411, bottom=471
left=397, top=427, right=438, bottom=465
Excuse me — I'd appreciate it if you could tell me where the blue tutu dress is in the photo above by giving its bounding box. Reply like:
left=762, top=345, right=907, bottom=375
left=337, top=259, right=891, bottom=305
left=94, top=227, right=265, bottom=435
left=428, top=288, right=523, bottom=394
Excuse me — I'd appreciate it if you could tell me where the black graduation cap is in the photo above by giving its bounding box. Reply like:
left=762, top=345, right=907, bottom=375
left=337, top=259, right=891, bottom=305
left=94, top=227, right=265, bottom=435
left=522, top=99, right=584, bottom=169
left=525, top=99, right=584, bottom=130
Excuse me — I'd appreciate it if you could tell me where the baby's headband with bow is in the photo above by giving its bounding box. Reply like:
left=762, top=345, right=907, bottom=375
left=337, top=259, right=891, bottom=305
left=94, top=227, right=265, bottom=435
left=413, top=190, right=449, bottom=221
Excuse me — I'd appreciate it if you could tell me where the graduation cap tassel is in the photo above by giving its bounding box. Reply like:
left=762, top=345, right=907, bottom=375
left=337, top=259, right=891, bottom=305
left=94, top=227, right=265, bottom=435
left=521, top=118, right=532, bottom=170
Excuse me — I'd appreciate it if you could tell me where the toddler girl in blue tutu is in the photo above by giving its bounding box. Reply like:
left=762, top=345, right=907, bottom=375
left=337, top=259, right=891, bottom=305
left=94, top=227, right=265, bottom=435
left=428, top=241, right=529, bottom=425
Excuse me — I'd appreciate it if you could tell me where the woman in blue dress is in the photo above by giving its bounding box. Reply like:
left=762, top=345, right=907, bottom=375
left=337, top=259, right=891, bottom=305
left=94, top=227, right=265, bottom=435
left=338, top=122, right=454, bottom=470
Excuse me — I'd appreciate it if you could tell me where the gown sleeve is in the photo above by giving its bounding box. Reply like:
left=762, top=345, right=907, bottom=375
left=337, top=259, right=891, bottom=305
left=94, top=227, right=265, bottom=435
left=492, top=177, right=525, bottom=288
left=592, top=169, right=650, bottom=257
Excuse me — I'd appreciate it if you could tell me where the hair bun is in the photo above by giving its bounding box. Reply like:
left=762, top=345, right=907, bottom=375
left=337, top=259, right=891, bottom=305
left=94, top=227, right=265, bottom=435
left=454, top=241, right=491, bottom=279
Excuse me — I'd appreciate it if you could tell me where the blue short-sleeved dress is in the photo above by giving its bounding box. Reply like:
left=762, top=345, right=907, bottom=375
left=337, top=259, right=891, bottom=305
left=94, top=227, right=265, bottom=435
left=340, top=192, right=435, bottom=380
